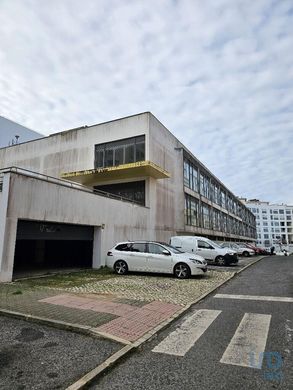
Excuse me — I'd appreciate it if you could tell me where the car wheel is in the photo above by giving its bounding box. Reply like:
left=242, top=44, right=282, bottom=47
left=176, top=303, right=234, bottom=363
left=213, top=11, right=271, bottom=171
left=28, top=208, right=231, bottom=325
left=114, top=260, right=128, bottom=275
left=215, top=256, right=226, bottom=266
left=174, top=263, right=191, bottom=279
left=242, top=251, right=249, bottom=257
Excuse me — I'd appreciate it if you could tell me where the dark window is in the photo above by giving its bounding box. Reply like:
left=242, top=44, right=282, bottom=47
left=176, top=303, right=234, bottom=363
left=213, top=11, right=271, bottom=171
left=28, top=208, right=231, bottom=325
left=185, top=193, right=199, bottom=226
left=95, top=180, right=145, bottom=206
left=105, top=149, right=114, bottom=167
left=198, top=240, right=212, bottom=249
left=125, top=144, right=135, bottom=163
left=115, top=243, right=132, bottom=251
left=130, top=243, right=147, bottom=253
left=95, top=136, right=145, bottom=168
left=114, top=147, right=124, bottom=166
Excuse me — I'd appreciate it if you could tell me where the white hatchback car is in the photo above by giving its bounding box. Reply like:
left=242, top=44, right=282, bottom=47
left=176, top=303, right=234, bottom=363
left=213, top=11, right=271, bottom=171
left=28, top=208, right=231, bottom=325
left=106, top=241, right=207, bottom=279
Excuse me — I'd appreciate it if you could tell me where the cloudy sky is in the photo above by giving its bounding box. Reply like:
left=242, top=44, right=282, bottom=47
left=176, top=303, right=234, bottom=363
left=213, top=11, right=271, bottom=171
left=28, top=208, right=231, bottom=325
left=0, top=0, right=292, bottom=204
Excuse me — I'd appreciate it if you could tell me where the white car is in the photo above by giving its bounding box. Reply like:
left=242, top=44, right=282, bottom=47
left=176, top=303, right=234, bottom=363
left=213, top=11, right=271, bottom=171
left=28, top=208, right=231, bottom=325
left=170, top=236, right=238, bottom=266
left=106, top=241, right=207, bottom=279
left=220, top=242, right=255, bottom=257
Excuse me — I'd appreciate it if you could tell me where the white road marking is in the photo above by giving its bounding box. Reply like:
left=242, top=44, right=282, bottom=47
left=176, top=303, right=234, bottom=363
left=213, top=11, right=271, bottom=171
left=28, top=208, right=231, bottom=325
left=214, top=294, right=293, bottom=303
left=220, top=313, right=271, bottom=368
left=152, top=309, right=221, bottom=357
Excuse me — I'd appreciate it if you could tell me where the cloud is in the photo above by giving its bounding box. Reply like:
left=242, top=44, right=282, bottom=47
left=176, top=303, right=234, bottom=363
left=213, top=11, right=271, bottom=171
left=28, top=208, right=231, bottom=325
left=0, top=0, right=292, bottom=204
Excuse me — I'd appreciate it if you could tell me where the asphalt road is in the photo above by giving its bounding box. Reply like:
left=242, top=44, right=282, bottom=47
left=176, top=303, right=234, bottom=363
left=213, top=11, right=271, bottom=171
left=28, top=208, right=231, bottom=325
left=0, top=316, right=121, bottom=390
left=92, top=256, right=293, bottom=390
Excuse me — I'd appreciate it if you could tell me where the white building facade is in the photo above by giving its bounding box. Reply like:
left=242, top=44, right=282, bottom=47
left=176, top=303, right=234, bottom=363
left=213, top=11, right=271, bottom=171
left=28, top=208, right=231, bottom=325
left=0, top=112, right=256, bottom=282
left=242, top=199, right=293, bottom=249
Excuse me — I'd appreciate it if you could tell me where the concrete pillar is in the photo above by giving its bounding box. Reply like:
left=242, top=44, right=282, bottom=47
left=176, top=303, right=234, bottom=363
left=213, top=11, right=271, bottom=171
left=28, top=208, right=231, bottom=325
left=0, top=173, right=18, bottom=282
left=92, top=226, right=102, bottom=268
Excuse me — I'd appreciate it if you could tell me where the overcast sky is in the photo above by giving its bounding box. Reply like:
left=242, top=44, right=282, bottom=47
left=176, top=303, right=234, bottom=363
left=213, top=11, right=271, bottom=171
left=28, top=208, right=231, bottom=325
left=0, top=0, right=292, bottom=204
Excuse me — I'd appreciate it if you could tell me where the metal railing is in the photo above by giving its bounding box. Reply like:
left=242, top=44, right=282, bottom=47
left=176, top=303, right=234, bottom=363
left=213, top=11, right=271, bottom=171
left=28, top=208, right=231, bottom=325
left=0, top=166, right=145, bottom=206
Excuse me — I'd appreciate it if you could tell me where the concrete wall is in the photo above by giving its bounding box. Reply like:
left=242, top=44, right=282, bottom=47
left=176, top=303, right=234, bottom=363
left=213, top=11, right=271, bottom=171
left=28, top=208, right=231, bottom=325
left=0, top=172, right=151, bottom=282
left=148, top=115, right=185, bottom=242
left=0, top=113, right=150, bottom=178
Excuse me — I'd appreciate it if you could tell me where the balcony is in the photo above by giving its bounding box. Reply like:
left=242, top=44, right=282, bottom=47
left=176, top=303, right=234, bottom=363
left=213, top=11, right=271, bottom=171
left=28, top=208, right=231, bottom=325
left=61, top=161, right=170, bottom=185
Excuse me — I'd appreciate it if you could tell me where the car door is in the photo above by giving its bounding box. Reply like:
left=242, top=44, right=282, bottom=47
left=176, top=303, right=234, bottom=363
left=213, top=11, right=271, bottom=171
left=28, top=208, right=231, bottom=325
left=127, top=242, right=148, bottom=272
left=146, top=243, right=173, bottom=274
left=196, top=240, right=216, bottom=260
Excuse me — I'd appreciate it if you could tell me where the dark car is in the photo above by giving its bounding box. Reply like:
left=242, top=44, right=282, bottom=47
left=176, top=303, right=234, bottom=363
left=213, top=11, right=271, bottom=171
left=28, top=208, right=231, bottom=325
left=244, top=243, right=270, bottom=255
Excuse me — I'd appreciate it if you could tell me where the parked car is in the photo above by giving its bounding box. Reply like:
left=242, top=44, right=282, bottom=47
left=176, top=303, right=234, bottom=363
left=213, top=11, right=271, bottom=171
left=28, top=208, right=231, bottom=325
left=220, top=242, right=255, bottom=257
left=244, top=243, right=270, bottom=255
left=170, top=236, right=238, bottom=266
left=106, top=241, right=207, bottom=279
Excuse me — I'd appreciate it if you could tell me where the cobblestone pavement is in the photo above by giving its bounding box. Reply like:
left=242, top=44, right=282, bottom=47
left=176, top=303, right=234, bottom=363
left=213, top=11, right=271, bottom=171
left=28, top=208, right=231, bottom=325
left=64, top=270, right=232, bottom=305
left=0, top=269, right=233, bottom=342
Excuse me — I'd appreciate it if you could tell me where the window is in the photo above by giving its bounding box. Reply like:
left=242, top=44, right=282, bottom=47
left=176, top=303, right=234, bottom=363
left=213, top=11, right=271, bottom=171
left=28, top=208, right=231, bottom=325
left=198, top=240, right=213, bottom=249
left=115, top=243, right=132, bottom=251
left=183, top=159, right=199, bottom=192
left=185, top=194, right=199, bottom=227
left=184, top=160, right=190, bottom=187
left=201, top=204, right=210, bottom=229
left=95, top=181, right=145, bottom=206
left=95, top=135, right=145, bottom=168
left=200, top=173, right=204, bottom=196
left=148, top=243, right=168, bottom=255
left=131, top=243, right=147, bottom=253
left=191, top=166, right=198, bottom=192
left=220, top=190, right=226, bottom=208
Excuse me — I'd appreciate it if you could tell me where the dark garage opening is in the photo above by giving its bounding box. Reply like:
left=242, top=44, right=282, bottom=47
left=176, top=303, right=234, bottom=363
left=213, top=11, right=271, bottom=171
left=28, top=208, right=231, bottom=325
left=13, top=220, right=94, bottom=278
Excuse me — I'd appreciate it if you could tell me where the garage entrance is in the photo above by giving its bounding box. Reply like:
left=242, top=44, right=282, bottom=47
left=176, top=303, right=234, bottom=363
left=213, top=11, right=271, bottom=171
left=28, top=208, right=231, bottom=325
left=13, top=220, right=94, bottom=278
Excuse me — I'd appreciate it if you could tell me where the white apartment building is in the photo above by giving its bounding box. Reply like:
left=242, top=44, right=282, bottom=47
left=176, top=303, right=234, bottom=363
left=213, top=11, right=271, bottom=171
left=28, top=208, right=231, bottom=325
left=242, top=199, right=293, bottom=249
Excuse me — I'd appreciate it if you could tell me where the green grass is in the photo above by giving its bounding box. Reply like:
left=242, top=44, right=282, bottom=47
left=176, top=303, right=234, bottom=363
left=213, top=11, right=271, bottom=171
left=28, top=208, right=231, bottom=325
left=10, top=267, right=116, bottom=290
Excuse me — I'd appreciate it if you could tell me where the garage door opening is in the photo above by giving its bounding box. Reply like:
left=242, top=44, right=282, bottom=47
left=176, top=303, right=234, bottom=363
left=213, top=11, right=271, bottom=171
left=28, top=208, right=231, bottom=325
left=13, top=220, right=94, bottom=279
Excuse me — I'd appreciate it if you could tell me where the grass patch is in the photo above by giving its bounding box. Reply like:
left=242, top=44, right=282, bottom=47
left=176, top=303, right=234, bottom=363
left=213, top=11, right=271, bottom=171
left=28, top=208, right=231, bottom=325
left=11, top=267, right=116, bottom=290
left=12, top=289, right=23, bottom=295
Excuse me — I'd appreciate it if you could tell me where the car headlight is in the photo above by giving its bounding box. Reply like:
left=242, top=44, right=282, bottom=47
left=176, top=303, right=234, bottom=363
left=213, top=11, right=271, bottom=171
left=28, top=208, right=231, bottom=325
left=190, top=259, right=203, bottom=264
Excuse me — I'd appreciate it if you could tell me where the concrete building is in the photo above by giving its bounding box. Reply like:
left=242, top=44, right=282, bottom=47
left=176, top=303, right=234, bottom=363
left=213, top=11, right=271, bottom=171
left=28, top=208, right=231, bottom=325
left=0, top=112, right=256, bottom=282
left=242, top=199, right=293, bottom=249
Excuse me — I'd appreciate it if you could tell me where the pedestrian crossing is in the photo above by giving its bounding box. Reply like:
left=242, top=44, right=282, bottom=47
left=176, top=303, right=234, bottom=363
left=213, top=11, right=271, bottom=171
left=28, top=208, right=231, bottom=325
left=152, top=309, right=274, bottom=369
left=220, top=313, right=271, bottom=368
left=152, top=309, right=221, bottom=356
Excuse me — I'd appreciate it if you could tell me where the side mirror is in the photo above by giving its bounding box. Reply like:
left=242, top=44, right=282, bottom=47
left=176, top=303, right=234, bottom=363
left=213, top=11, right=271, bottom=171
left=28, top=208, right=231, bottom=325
left=162, top=250, right=171, bottom=256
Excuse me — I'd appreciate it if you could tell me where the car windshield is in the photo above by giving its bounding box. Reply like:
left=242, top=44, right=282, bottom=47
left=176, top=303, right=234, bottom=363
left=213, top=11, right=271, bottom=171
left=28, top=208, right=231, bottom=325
left=206, top=239, right=222, bottom=249
left=161, top=243, right=184, bottom=254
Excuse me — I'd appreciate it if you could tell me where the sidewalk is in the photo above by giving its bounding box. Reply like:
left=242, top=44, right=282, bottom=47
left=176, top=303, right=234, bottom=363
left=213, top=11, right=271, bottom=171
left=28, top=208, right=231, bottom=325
left=0, top=268, right=232, bottom=343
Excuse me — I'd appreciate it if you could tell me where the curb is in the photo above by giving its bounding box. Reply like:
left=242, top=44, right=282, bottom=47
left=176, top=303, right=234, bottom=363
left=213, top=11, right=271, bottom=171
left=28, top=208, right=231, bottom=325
left=0, top=256, right=265, bottom=389
left=0, top=308, right=131, bottom=345
left=65, top=256, right=265, bottom=389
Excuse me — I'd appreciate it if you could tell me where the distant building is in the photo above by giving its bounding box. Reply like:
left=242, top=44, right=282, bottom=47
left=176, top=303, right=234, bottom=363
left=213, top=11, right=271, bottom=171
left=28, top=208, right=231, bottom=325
left=0, top=116, right=43, bottom=147
left=0, top=112, right=256, bottom=282
left=241, top=199, right=293, bottom=248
